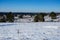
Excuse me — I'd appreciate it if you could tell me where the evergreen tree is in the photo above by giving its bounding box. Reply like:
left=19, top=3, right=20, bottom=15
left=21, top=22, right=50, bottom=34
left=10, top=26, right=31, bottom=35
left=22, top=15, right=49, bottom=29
left=34, top=13, right=45, bottom=22
left=6, top=12, right=14, bottom=22
left=50, top=12, right=56, bottom=19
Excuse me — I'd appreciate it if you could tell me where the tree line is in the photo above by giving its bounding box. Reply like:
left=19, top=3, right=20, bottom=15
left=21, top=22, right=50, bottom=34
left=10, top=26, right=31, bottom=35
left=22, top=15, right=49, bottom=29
left=0, top=12, right=57, bottom=22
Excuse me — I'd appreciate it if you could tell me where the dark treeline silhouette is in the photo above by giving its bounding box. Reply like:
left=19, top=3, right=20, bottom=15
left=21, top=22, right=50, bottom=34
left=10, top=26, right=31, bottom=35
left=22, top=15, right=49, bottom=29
left=0, top=12, right=60, bottom=22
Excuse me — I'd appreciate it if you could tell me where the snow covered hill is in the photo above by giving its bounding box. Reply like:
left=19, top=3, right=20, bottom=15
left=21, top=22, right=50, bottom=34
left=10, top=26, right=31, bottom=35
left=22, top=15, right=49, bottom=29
left=0, top=22, right=60, bottom=40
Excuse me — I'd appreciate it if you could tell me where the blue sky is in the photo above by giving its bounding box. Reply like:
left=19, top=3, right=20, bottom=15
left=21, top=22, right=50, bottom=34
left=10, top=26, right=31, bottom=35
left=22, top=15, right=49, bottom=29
left=0, top=0, right=60, bottom=12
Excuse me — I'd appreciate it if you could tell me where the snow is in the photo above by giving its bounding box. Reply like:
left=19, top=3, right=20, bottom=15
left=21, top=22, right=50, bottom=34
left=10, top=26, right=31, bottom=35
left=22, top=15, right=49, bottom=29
left=44, top=15, right=52, bottom=22
left=23, top=15, right=31, bottom=18
left=44, top=26, right=59, bottom=29
left=14, top=16, right=34, bottom=23
left=0, top=22, right=60, bottom=40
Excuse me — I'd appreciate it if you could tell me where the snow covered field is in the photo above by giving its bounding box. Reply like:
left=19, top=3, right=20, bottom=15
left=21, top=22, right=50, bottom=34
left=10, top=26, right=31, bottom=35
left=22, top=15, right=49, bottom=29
left=0, top=22, right=60, bottom=40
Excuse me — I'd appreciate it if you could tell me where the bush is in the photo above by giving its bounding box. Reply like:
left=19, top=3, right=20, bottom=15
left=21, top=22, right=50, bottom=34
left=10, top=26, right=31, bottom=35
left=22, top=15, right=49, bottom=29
left=49, top=12, right=56, bottom=19
left=34, top=13, right=45, bottom=22
left=6, top=12, right=14, bottom=22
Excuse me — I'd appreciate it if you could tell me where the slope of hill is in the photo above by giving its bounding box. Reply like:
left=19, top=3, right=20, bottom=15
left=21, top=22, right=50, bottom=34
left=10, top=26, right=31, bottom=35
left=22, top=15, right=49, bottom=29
left=0, top=22, right=60, bottom=40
